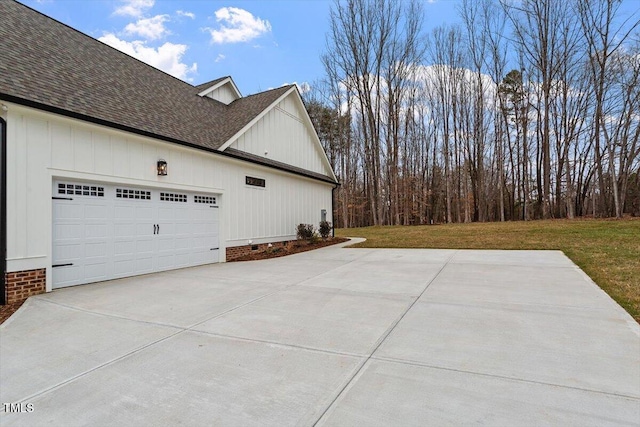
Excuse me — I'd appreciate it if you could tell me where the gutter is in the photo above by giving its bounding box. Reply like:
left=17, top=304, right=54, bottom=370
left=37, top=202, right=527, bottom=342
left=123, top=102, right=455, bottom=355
left=331, top=182, right=341, bottom=237
left=0, top=94, right=339, bottom=186
left=0, top=117, right=6, bottom=305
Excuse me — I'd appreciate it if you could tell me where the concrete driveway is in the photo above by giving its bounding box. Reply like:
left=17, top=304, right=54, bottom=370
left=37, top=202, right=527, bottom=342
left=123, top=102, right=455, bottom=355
left=1, top=239, right=639, bottom=426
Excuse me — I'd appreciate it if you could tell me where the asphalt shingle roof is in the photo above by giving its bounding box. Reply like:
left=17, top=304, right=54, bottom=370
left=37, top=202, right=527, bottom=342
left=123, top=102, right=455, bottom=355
left=0, top=1, right=336, bottom=183
left=193, top=77, right=232, bottom=94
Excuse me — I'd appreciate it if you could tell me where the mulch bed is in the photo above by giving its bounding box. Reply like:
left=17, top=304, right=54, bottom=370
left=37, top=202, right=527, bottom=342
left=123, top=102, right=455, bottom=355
left=229, top=237, right=350, bottom=262
left=0, top=301, right=25, bottom=325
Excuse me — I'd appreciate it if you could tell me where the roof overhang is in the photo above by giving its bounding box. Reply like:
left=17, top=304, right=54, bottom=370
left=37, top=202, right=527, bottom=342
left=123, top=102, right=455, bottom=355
left=197, top=77, right=242, bottom=100
left=0, top=94, right=339, bottom=186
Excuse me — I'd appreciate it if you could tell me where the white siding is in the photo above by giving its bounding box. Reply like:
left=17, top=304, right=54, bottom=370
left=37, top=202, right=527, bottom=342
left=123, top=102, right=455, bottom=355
left=204, top=83, right=238, bottom=105
left=229, top=93, right=332, bottom=177
left=5, top=104, right=333, bottom=284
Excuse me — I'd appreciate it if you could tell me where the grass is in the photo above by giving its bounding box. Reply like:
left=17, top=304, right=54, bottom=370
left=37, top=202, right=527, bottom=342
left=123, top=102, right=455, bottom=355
left=336, top=218, right=640, bottom=322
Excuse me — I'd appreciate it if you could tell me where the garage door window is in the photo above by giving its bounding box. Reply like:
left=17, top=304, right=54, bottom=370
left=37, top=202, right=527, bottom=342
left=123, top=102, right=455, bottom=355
left=116, top=188, right=151, bottom=200
left=194, top=195, right=216, bottom=204
left=58, top=183, right=104, bottom=197
left=160, top=192, right=187, bottom=202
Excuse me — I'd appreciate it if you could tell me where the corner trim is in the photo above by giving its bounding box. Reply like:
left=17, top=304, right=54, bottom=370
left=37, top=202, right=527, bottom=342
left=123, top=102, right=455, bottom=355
left=0, top=116, right=6, bottom=305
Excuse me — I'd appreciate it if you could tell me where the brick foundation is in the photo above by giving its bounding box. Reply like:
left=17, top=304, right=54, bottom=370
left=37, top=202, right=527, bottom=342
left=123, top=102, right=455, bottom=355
left=226, top=240, right=292, bottom=261
left=5, top=269, right=46, bottom=304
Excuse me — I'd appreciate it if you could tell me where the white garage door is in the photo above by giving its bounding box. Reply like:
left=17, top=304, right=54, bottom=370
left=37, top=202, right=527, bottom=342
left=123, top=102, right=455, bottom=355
left=52, top=181, right=220, bottom=288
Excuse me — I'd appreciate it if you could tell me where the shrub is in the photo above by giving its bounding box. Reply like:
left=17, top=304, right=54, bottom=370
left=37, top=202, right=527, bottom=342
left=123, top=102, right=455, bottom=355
left=296, top=223, right=315, bottom=240
left=319, top=220, right=332, bottom=239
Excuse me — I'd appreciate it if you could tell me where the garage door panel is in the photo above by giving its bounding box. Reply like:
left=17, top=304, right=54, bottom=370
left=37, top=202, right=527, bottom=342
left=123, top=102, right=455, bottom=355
left=113, top=259, right=134, bottom=276
left=52, top=266, right=83, bottom=286
left=174, top=252, right=192, bottom=267
left=114, top=205, right=135, bottom=218
left=158, top=207, right=174, bottom=221
left=175, top=223, right=191, bottom=234
left=192, top=236, right=207, bottom=247
left=134, top=257, right=154, bottom=274
left=157, top=235, right=175, bottom=248
left=84, top=204, right=108, bottom=219
left=193, top=252, right=212, bottom=265
left=135, top=204, right=153, bottom=213
left=156, top=254, right=175, bottom=270
left=213, top=223, right=220, bottom=234
left=114, top=240, right=135, bottom=255
left=55, top=203, right=85, bottom=220
left=114, top=223, right=136, bottom=237
left=175, top=209, right=190, bottom=221
left=136, top=224, right=154, bottom=236
left=159, top=223, right=176, bottom=234
left=53, top=243, right=84, bottom=262
left=53, top=182, right=220, bottom=289
left=83, top=263, right=108, bottom=281
left=85, top=224, right=108, bottom=238
left=112, top=255, right=154, bottom=274
left=84, top=241, right=108, bottom=258
left=175, top=237, right=191, bottom=250
left=54, top=223, right=84, bottom=240
left=136, top=239, right=154, bottom=253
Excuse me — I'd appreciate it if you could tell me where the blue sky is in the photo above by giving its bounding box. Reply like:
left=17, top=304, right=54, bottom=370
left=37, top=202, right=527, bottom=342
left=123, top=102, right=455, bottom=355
left=22, top=0, right=462, bottom=94
left=21, top=0, right=639, bottom=95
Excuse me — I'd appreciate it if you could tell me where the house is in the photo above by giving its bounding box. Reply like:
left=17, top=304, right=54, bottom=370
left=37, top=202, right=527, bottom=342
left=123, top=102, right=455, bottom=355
left=0, top=1, right=338, bottom=304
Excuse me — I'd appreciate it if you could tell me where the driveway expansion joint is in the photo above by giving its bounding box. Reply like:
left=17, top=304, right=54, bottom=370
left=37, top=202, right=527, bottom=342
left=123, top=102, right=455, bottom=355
left=311, top=250, right=459, bottom=426
left=12, top=326, right=187, bottom=405
left=188, top=329, right=368, bottom=359
left=369, top=355, right=640, bottom=401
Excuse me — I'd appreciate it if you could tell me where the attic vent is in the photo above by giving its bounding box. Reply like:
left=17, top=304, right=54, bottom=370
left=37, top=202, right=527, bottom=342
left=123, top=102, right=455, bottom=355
left=246, top=176, right=266, bottom=188
left=58, top=183, right=104, bottom=197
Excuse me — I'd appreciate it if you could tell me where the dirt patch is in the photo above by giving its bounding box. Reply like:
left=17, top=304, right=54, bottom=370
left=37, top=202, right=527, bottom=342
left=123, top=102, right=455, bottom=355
left=229, top=237, right=350, bottom=262
left=0, top=301, right=25, bottom=325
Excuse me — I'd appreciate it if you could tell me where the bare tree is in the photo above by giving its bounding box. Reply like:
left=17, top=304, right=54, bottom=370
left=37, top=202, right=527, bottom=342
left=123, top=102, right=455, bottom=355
left=501, top=0, right=575, bottom=218
left=324, top=0, right=424, bottom=226
left=318, top=0, right=639, bottom=227
left=578, top=0, right=640, bottom=217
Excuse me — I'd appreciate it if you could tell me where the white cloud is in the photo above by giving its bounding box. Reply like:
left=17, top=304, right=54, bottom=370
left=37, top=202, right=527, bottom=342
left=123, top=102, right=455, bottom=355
left=206, top=7, right=271, bottom=44
left=99, top=33, right=197, bottom=81
left=124, top=15, right=170, bottom=40
left=177, top=10, right=195, bottom=19
left=215, top=54, right=226, bottom=63
left=114, top=0, right=154, bottom=17
left=281, top=82, right=311, bottom=94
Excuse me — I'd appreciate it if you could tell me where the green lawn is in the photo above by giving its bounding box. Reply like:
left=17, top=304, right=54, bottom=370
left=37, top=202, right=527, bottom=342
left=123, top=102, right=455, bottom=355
left=336, top=218, right=640, bottom=322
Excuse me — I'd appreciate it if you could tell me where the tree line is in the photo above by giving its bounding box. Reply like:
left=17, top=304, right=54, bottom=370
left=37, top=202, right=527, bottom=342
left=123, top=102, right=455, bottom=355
left=304, top=0, right=640, bottom=227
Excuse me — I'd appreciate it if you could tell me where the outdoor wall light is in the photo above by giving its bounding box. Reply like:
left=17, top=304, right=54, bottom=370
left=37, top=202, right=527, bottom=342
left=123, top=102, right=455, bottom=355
left=157, top=160, right=167, bottom=176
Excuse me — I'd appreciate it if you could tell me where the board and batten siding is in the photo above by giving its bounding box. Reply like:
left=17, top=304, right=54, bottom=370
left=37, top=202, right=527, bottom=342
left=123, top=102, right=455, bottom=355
left=229, top=93, right=331, bottom=177
left=204, top=83, right=238, bottom=105
left=5, top=103, right=333, bottom=286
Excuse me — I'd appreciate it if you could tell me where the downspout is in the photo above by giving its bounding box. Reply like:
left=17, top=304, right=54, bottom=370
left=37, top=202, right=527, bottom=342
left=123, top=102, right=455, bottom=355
left=0, top=116, right=6, bottom=305
left=331, top=182, right=340, bottom=237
